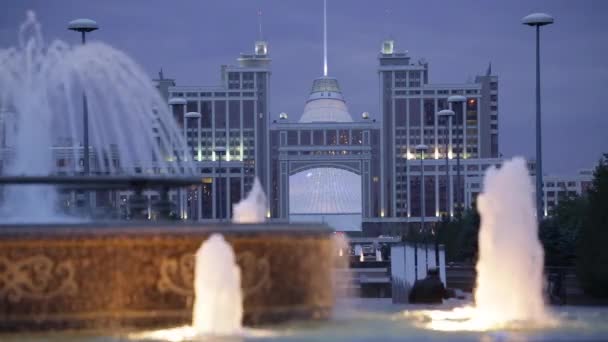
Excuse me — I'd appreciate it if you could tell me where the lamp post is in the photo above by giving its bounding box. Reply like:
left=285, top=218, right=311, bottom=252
left=215, top=146, right=227, bottom=221
left=184, top=112, right=201, bottom=160
left=415, top=144, right=428, bottom=270
left=522, top=12, right=554, bottom=223
left=448, top=95, right=466, bottom=218
left=184, top=112, right=201, bottom=220
left=437, top=109, right=454, bottom=219
left=68, top=19, right=98, bottom=176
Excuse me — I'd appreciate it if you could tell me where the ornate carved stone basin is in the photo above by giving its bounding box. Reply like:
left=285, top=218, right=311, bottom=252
left=0, top=222, right=334, bottom=332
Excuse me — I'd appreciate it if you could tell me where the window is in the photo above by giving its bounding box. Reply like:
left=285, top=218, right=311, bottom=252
left=408, top=98, right=421, bottom=127
left=351, top=130, right=363, bottom=145
left=287, top=131, right=298, bottom=145
left=243, top=100, right=254, bottom=129
left=423, top=99, right=434, bottom=126
left=326, top=130, right=337, bottom=145
left=214, top=101, right=226, bottom=130
left=228, top=72, right=240, bottom=89
left=313, top=130, right=324, bottom=145
left=242, top=72, right=254, bottom=89
left=395, top=99, right=407, bottom=127
left=339, top=130, right=349, bottom=144
left=186, top=101, right=198, bottom=113
left=395, top=71, right=406, bottom=87
left=200, top=101, right=212, bottom=128
left=300, top=130, right=311, bottom=145
left=228, top=100, right=240, bottom=128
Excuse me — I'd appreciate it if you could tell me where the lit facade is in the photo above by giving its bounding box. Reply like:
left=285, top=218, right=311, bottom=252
left=156, top=40, right=271, bottom=220
left=367, top=39, right=499, bottom=234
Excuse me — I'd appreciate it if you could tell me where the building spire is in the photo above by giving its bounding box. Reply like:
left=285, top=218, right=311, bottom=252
left=323, top=0, right=328, bottom=77
left=385, top=9, right=393, bottom=39
left=257, top=9, right=263, bottom=40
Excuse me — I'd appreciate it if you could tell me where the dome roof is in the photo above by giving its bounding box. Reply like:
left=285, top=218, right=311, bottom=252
left=289, top=168, right=361, bottom=214
left=299, top=77, right=353, bottom=123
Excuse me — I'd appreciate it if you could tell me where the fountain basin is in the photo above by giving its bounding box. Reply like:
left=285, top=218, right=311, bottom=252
left=0, top=222, right=334, bottom=332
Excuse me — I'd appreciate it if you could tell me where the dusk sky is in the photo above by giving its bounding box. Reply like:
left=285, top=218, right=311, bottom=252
left=1, top=0, right=606, bottom=174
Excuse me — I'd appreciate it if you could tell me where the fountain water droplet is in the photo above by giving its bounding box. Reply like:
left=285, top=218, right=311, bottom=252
left=232, top=178, right=267, bottom=223
left=409, top=157, right=554, bottom=331
left=0, top=12, right=192, bottom=221
left=475, top=157, right=547, bottom=323
left=193, top=234, right=243, bottom=336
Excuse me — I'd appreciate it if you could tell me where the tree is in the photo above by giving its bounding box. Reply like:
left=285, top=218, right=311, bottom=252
left=436, top=208, right=480, bottom=262
left=539, top=194, right=587, bottom=266
left=577, top=154, right=608, bottom=297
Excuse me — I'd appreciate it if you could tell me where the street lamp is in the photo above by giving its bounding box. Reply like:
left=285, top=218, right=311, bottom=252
left=415, top=144, right=429, bottom=270
left=215, top=146, right=227, bottom=221
left=184, top=112, right=201, bottom=161
left=183, top=111, right=201, bottom=220
left=448, top=95, right=466, bottom=218
left=437, top=109, right=454, bottom=220
left=68, top=19, right=98, bottom=176
left=522, top=12, right=554, bottom=223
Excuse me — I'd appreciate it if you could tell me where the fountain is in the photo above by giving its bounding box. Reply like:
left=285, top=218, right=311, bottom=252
left=192, top=234, right=243, bottom=336
left=0, top=13, right=334, bottom=334
left=407, top=157, right=553, bottom=331
left=0, top=11, right=191, bottom=221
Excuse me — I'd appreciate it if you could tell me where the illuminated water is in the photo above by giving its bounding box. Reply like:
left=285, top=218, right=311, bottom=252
left=232, top=178, right=267, bottom=224
left=5, top=299, right=608, bottom=341
left=0, top=12, right=191, bottom=221
left=193, top=234, right=243, bottom=336
left=128, top=179, right=268, bottom=340
left=410, top=157, right=552, bottom=331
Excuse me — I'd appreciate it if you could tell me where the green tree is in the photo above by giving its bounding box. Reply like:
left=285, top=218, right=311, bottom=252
left=577, top=154, right=608, bottom=297
left=539, top=195, right=587, bottom=266
left=436, top=208, right=480, bottom=262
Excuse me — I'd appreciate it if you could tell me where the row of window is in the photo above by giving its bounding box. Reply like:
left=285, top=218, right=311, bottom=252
left=171, top=92, right=256, bottom=98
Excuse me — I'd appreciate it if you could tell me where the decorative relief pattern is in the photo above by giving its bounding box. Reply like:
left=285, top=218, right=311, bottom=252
left=0, top=255, right=77, bottom=302
left=158, top=251, right=271, bottom=299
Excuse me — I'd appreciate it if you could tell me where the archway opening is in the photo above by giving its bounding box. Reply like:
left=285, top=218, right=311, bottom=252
left=289, top=167, right=361, bottom=231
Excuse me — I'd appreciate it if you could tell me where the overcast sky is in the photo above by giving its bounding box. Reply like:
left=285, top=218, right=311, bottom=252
left=1, top=0, right=607, bottom=175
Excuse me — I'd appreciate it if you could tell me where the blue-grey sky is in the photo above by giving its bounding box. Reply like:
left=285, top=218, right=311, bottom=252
left=1, top=0, right=607, bottom=175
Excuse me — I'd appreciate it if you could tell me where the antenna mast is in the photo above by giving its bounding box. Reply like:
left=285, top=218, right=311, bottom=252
left=323, top=0, right=328, bottom=77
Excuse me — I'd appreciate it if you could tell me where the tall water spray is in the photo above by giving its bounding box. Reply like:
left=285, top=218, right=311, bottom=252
left=193, top=234, right=243, bottom=336
left=0, top=12, right=191, bottom=221
left=191, top=179, right=267, bottom=336
left=409, top=157, right=550, bottom=331
left=474, top=157, right=546, bottom=324
left=232, top=178, right=267, bottom=224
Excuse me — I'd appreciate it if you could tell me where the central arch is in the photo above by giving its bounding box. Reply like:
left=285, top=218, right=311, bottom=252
left=289, top=167, right=362, bottom=231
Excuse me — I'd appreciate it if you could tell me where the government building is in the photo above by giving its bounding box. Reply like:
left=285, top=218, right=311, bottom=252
left=0, top=18, right=592, bottom=234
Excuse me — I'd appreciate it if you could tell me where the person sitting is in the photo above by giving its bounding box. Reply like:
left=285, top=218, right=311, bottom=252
left=408, top=268, right=448, bottom=304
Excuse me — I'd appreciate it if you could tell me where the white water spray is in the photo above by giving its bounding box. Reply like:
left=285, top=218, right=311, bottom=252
left=408, top=157, right=552, bottom=331
left=475, top=157, right=546, bottom=323
left=232, top=178, right=267, bottom=223
left=0, top=12, right=191, bottom=221
left=192, top=234, right=243, bottom=336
